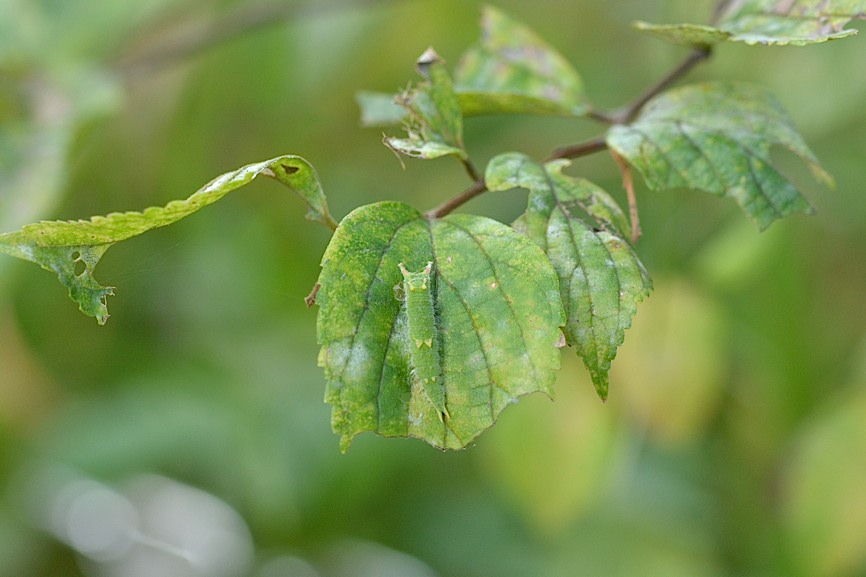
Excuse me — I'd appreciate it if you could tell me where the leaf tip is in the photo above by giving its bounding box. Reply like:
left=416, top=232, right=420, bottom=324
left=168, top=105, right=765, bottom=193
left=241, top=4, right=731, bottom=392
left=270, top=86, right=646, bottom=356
left=416, top=47, right=444, bottom=78
left=812, top=164, right=836, bottom=191
left=338, top=436, right=353, bottom=454
left=594, top=382, right=609, bottom=402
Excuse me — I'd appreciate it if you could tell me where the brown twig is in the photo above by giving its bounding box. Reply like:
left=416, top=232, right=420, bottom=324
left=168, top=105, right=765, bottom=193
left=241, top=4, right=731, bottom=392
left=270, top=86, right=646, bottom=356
left=547, top=136, right=608, bottom=162
left=431, top=40, right=713, bottom=217
left=305, top=283, right=321, bottom=307
left=460, top=158, right=482, bottom=183
left=614, top=46, right=712, bottom=125
left=610, top=149, right=641, bottom=244
left=426, top=179, right=487, bottom=219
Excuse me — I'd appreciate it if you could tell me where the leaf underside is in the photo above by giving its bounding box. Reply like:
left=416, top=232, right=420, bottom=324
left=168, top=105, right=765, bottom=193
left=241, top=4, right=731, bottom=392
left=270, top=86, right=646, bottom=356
left=635, top=0, right=866, bottom=46
left=0, top=155, right=336, bottom=324
left=607, top=82, right=832, bottom=230
left=486, top=153, right=652, bottom=401
left=316, top=201, right=565, bottom=451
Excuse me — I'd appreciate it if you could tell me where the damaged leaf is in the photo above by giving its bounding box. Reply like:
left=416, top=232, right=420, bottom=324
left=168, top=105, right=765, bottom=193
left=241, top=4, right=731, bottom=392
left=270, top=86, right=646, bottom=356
left=0, top=155, right=336, bottom=323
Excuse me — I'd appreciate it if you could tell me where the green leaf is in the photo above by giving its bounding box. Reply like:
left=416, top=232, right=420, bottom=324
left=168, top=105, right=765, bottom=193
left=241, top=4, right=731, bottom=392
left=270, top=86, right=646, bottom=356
left=486, top=153, right=652, bottom=401
left=385, top=49, right=467, bottom=160
left=316, top=201, right=565, bottom=451
left=606, top=82, right=833, bottom=230
left=454, top=5, right=589, bottom=117
left=635, top=1, right=866, bottom=47
left=0, top=155, right=337, bottom=324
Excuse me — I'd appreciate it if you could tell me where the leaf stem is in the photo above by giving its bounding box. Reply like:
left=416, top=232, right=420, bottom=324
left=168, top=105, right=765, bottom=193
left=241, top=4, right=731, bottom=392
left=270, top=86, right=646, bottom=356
left=610, top=149, right=641, bottom=244
left=461, top=158, right=482, bottom=183
left=322, top=214, right=339, bottom=232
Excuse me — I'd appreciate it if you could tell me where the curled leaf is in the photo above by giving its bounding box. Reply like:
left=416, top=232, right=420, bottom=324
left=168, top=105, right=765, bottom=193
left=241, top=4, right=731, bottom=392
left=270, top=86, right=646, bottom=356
left=0, top=155, right=337, bottom=324
left=385, top=49, right=467, bottom=160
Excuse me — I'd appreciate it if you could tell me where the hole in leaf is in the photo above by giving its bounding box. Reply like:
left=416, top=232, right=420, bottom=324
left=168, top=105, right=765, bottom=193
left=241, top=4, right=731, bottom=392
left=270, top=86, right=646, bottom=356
left=73, top=258, right=86, bottom=277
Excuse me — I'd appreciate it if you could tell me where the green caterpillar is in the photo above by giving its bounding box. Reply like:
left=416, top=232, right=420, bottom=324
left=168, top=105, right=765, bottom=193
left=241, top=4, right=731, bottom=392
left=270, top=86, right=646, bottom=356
left=399, top=262, right=449, bottom=422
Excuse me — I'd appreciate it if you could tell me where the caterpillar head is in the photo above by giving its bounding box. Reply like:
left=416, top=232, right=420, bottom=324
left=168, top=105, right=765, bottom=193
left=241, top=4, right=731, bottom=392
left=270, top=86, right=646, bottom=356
left=398, top=262, right=433, bottom=292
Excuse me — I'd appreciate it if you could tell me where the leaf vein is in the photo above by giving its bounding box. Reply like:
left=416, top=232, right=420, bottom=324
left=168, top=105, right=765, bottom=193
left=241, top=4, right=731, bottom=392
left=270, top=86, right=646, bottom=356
left=440, top=219, right=542, bottom=390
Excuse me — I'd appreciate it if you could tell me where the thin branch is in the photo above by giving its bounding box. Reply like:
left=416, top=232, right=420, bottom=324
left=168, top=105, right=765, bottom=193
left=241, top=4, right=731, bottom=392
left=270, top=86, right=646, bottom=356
left=547, top=136, right=608, bottom=162
left=610, top=149, right=641, bottom=244
left=615, top=46, right=711, bottom=125
left=586, top=107, right=618, bottom=124
left=426, top=179, right=487, bottom=219
left=424, top=39, right=711, bottom=220
left=429, top=135, right=609, bottom=218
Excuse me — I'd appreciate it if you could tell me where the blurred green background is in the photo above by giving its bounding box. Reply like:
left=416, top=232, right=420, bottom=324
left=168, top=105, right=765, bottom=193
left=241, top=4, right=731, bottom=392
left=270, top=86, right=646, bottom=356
left=2, top=1, right=865, bottom=576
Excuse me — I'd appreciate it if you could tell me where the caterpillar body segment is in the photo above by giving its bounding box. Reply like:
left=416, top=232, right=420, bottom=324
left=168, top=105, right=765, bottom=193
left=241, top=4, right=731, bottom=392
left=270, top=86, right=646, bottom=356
left=399, top=262, right=449, bottom=422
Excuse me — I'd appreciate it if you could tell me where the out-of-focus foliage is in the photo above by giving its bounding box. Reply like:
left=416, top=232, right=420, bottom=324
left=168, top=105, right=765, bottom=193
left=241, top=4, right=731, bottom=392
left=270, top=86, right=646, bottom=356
left=781, top=387, right=866, bottom=576
left=1, top=1, right=865, bottom=577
